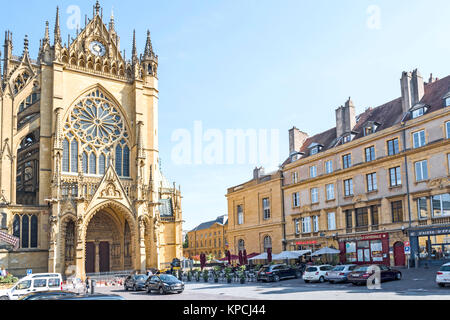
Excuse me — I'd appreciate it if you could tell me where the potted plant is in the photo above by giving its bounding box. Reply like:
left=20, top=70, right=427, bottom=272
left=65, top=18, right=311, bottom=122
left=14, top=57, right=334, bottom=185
left=239, top=266, right=246, bottom=284
left=195, top=270, right=200, bottom=282
left=203, top=270, right=209, bottom=283
left=224, top=267, right=232, bottom=284
left=213, top=271, right=219, bottom=283
left=187, top=270, right=192, bottom=282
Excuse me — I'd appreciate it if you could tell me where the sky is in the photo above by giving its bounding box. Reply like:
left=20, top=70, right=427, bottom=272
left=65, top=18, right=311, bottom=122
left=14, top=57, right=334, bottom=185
left=3, top=0, right=450, bottom=231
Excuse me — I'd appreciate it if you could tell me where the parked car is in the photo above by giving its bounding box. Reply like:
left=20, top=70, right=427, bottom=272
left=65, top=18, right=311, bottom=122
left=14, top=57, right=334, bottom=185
left=53, top=294, right=125, bottom=300
left=0, top=273, right=62, bottom=300
left=257, top=264, right=302, bottom=282
left=303, top=265, right=333, bottom=283
left=145, top=274, right=184, bottom=295
left=19, top=290, right=78, bottom=300
left=325, top=264, right=357, bottom=283
left=124, top=274, right=149, bottom=291
left=348, top=265, right=402, bottom=285
left=436, top=262, right=450, bottom=287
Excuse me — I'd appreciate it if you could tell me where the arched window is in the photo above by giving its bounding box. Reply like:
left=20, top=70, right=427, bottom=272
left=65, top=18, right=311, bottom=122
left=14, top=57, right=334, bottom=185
left=70, top=140, right=78, bottom=173
left=21, top=215, right=29, bottom=248
left=62, top=88, right=130, bottom=178
left=62, top=139, right=70, bottom=172
left=99, top=154, right=106, bottom=175
left=13, top=215, right=20, bottom=238
left=263, top=236, right=272, bottom=253
left=115, top=145, right=122, bottom=176
left=89, top=153, right=96, bottom=174
left=30, top=215, right=38, bottom=248
left=238, top=239, right=245, bottom=252
left=82, top=152, right=88, bottom=173
left=123, top=146, right=130, bottom=177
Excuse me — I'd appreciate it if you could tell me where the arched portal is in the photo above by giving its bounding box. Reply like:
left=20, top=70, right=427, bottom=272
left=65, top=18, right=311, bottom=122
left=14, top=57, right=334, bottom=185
left=79, top=201, right=137, bottom=277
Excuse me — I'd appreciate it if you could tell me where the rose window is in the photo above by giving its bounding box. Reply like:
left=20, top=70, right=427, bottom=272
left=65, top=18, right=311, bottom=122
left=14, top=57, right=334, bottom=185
left=62, top=89, right=130, bottom=177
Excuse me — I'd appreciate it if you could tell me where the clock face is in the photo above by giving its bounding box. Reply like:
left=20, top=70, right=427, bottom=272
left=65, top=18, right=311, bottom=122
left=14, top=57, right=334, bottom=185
left=89, top=41, right=106, bottom=57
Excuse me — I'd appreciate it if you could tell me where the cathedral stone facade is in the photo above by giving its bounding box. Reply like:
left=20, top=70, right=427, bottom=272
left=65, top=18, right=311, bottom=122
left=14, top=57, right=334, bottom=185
left=0, top=2, right=183, bottom=279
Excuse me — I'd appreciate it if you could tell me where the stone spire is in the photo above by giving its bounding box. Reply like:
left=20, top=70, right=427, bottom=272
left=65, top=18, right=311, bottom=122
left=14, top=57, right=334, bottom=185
left=94, top=0, right=101, bottom=16
left=44, top=21, right=50, bottom=45
left=109, top=7, right=115, bottom=32
left=23, top=35, right=29, bottom=56
left=3, top=31, right=13, bottom=80
left=143, top=30, right=154, bottom=59
left=132, top=29, right=137, bottom=62
left=54, top=6, right=62, bottom=46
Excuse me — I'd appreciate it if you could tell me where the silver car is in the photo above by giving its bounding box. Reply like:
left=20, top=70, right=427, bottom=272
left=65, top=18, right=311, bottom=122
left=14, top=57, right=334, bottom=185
left=325, top=265, right=357, bottom=283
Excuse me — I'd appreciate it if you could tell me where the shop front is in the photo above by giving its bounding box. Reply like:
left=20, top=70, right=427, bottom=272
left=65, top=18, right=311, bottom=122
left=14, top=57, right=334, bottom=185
left=409, top=225, right=450, bottom=267
left=338, top=233, right=390, bottom=265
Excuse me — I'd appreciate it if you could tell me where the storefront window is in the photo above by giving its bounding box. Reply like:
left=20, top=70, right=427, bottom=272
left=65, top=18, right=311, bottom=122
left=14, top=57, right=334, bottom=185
left=431, top=193, right=450, bottom=217
left=417, top=197, right=428, bottom=219
left=371, top=240, right=383, bottom=262
left=345, top=242, right=357, bottom=262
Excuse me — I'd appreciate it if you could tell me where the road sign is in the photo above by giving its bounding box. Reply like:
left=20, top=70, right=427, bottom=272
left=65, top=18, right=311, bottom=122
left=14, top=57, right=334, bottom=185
left=404, top=241, right=410, bottom=247
left=27, top=269, right=32, bottom=275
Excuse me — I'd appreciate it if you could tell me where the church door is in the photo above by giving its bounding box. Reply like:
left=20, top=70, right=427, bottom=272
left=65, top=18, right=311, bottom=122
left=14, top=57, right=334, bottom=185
left=99, top=242, right=110, bottom=272
left=85, top=242, right=95, bottom=274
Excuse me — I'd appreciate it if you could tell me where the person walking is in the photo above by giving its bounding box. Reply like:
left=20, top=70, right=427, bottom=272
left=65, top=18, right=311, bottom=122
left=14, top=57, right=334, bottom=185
left=85, top=277, right=90, bottom=294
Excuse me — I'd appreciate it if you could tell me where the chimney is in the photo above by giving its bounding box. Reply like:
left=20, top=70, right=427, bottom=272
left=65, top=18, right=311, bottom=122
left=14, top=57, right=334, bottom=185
left=400, top=69, right=424, bottom=114
left=289, top=127, right=308, bottom=154
left=253, top=167, right=265, bottom=180
left=335, top=97, right=356, bottom=138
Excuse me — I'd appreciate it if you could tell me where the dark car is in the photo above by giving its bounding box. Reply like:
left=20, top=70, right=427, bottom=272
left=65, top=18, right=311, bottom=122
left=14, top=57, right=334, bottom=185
left=124, top=274, right=149, bottom=291
left=348, top=265, right=402, bottom=285
left=19, top=291, right=78, bottom=300
left=257, top=264, right=302, bottom=282
left=145, top=274, right=184, bottom=295
left=54, top=294, right=125, bottom=300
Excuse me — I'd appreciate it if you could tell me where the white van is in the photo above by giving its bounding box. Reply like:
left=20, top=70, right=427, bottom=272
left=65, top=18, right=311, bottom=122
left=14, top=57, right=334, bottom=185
left=0, top=273, right=62, bottom=300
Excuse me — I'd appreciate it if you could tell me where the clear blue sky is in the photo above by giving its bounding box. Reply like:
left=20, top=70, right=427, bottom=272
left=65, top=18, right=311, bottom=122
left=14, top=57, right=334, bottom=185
left=3, top=0, right=450, bottom=231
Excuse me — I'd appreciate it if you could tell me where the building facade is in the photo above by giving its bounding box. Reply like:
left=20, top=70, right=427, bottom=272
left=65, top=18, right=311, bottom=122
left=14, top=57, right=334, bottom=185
left=226, top=168, right=285, bottom=257
left=0, top=2, right=183, bottom=278
left=226, top=70, right=450, bottom=267
left=283, top=70, right=450, bottom=267
left=184, top=215, right=228, bottom=259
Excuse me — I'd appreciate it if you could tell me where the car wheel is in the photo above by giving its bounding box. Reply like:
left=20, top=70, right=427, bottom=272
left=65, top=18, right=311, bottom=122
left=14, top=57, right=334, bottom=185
left=396, top=273, right=402, bottom=281
left=319, top=276, right=325, bottom=283
left=273, top=275, right=280, bottom=282
left=133, top=285, right=137, bottom=291
left=438, top=283, right=446, bottom=288
left=295, top=272, right=301, bottom=279
left=159, top=287, right=165, bottom=295
left=0, top=296, right=9, bottom=300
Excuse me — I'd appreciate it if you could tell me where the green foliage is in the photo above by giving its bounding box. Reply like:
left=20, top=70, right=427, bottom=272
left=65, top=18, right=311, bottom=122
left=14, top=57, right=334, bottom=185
left=0, top=274, right=18, bottom=284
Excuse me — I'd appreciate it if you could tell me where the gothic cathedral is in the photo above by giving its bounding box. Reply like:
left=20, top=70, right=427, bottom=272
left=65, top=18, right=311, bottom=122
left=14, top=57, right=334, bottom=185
left=0, top=2, right=183, bottom=279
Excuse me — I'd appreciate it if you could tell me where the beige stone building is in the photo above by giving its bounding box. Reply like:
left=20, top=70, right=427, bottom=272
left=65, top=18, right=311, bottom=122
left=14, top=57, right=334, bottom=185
left=283, top=70, right=450, bottom=267
left=226, top=168, right=285, bottom=256
left=0, top=2, right=182, bottom=278
left=184, top=215, right=228, bottom=259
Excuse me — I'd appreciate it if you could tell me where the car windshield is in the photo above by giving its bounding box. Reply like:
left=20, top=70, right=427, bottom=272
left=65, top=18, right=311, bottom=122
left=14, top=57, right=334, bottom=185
left=440, top=265, right=450, bottom=272
left=259, top=267, right=271, bottom=272
left=306, top=267, right=317, bottom=272
left=135, top=275, right=147, bottom=281
left=332, top=266, right=345, bottom=271
left=354, top=266, right=369, bottom=272
left=159, top=275, right=178, bottom=282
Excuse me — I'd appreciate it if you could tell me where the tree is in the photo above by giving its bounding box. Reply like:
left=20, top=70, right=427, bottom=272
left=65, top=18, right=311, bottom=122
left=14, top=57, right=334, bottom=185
left=183, top=233, right=189, bottom=249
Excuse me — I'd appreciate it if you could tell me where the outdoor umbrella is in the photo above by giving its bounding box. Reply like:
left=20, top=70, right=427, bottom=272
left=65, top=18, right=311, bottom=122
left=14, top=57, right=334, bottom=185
left=272, top=250, right=311, bottom=260
left=267, top=248, right=272, bottom=263
left=200, top=253, right=206, bottom=270
left=311, top=247, right=340, bottom=256
left=243, top=250, right=248, bottom=265
left=227, top=250, right=231, bottom=264
left=238, top=250, right=243, bottom=265
left=248, top=253, right=267, bottom=261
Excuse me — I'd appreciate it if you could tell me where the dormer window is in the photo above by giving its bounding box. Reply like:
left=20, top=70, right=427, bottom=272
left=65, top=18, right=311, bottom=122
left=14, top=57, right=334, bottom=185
left=411, top=104, right=428, bottom=119
left=443, top=92, right=450, bottom=107
left=343, top=134, right=354, bottom=144
left=308, top=143, right=323, bottom=155
left=290, top=152, right=303, bottom=162
left=363, top=121, right=381, bottom=136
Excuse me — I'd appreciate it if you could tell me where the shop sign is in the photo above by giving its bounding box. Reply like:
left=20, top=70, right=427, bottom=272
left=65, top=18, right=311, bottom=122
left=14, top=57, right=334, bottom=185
left=409, top=227, right=450, bottom=237
left=296, top=240, right=318, bottom=245
left=338, top=233, right=388, bottom=243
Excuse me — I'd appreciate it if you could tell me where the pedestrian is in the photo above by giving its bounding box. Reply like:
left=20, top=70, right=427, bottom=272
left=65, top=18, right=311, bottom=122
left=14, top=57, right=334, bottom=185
left=147, top=269, right=153, bottom=276
left=0, top=266, right=5, bottom=278
left=85, top=277, right=90, bottom=294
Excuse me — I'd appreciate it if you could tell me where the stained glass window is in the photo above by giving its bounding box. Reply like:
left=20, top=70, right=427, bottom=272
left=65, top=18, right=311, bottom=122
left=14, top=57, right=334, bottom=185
left=89, top=153, right=96, bottom=174
left=62, top=88, right=130, bottom=177
left=13, top=215, right=20, bottom=238
left=62, top=139, right=69, bottom=172
left=30, top=215, right=38, bottom=248
left=70, top=140, right=78, bottom=173
left=22, top=215, right=29, bottom=248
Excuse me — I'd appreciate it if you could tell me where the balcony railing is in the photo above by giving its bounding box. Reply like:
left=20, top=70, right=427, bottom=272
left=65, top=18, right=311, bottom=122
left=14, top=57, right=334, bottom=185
left=432, top=217, right=450, bottom=225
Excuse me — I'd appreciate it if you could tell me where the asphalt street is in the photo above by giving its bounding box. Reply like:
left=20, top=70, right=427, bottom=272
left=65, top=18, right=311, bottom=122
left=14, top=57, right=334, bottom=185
left=94, top=266, right=450, bottom=300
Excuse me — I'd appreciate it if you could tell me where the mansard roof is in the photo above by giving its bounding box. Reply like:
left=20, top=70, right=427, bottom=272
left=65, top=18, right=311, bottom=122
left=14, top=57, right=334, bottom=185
left=283, top=74, right=450, bottom=166
left=190, top=215, right=228, bottom=232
